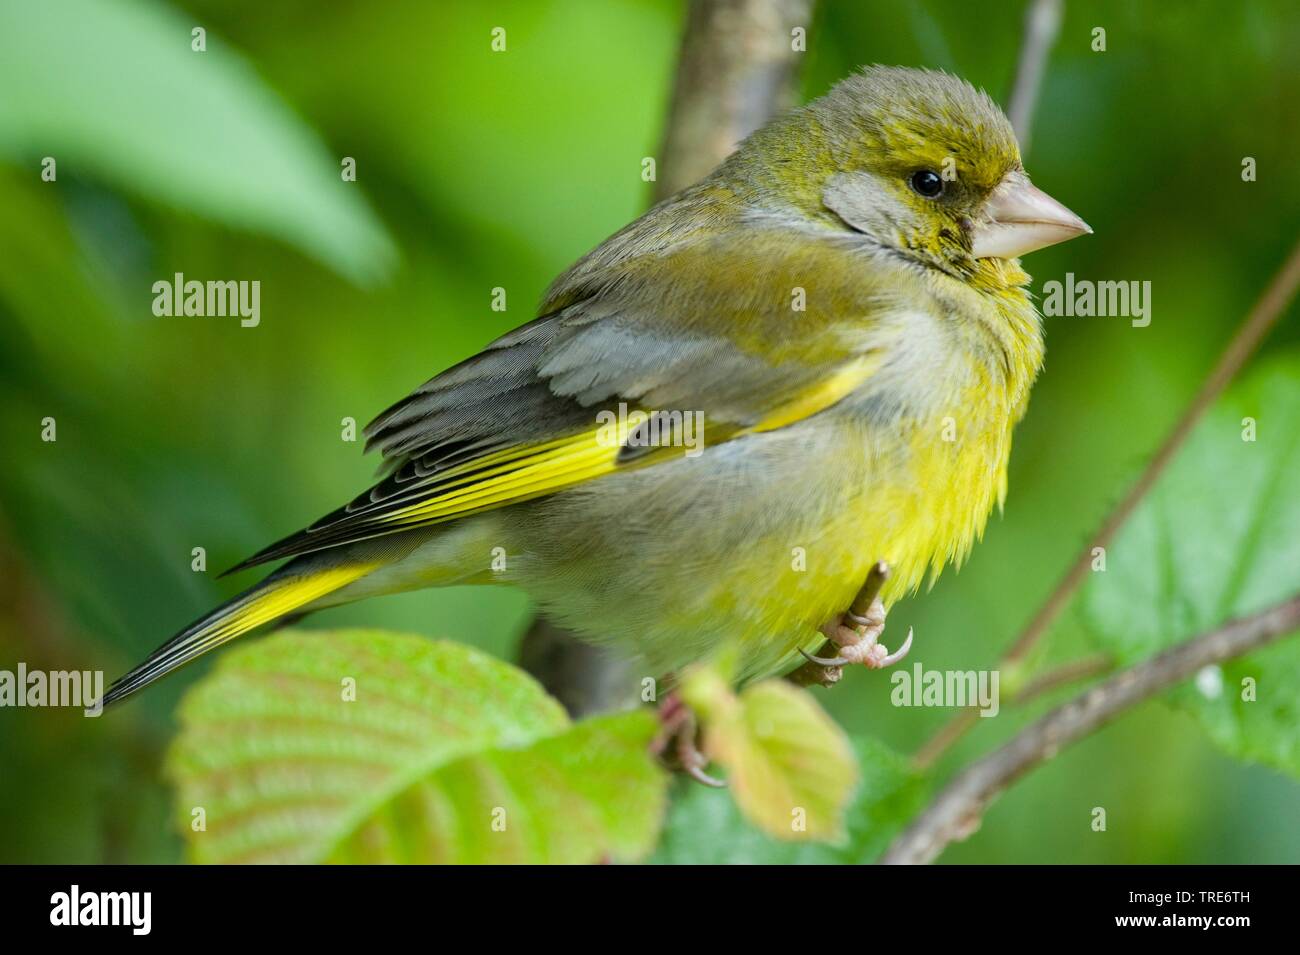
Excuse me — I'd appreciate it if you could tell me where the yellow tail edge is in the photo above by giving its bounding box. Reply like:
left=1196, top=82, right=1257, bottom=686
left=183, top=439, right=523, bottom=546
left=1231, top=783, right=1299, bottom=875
left=100, top=561, right=378, bottom=708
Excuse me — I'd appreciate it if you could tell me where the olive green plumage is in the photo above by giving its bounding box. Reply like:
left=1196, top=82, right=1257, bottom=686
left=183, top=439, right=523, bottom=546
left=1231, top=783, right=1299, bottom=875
left=104, top=66, right=1089, bottom=706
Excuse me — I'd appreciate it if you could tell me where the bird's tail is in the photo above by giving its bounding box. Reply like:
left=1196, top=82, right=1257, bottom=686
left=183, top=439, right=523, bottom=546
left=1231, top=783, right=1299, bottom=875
left=100, top=558, right=380, bottom=708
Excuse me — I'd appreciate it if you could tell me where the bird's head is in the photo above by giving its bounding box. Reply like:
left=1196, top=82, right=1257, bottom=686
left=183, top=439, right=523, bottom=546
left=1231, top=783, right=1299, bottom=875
left=726, top=66, right=1090, bottom=278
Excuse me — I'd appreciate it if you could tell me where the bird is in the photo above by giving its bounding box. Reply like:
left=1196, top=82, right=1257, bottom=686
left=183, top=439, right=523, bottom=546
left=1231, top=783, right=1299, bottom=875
left=101, top=66, right=1090, bottom=708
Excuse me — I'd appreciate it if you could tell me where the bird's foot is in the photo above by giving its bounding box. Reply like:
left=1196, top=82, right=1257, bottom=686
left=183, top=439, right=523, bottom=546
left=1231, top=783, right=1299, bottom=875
left=652, top=691, right=725, bottom=788
left=800, top=594, right=913, bottom=670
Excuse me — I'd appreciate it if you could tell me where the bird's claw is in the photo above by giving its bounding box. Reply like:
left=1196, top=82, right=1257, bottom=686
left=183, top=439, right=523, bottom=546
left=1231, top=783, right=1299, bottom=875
left=653, top=691, right=726, bottom=788
left=806, top=574, right=913, bottom=671
left=681, top=757, right=726, bottom=788
left=799, top=648, right=854, bottom=667
left=799, top=626, right=913, bottom=669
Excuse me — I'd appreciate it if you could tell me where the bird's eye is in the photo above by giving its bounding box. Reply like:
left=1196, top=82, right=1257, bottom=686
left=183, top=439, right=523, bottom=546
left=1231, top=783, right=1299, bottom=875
left=909, top=169, right=944, bottom=198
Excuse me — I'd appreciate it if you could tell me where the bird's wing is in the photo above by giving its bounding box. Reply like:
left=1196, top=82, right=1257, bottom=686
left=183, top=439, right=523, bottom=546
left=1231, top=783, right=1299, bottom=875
left=224, top=229, right=892, bottom=573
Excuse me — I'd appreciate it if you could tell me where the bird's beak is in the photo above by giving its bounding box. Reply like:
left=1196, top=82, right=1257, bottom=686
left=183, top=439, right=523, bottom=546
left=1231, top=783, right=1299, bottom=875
left=970, top=170, right=1091, bottom=259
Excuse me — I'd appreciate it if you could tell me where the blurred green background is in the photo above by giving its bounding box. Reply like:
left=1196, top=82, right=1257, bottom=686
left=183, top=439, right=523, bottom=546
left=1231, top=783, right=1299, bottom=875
left=1, top=0, right=1297, bottom=863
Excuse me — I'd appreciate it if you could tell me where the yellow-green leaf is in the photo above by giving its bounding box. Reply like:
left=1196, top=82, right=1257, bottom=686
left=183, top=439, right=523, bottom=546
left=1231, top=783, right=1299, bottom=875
left=326, top=710, right=664, bottom=863
left=167, top=629, right=667, bottom=863
left=682, top=667, right=857, bottom=841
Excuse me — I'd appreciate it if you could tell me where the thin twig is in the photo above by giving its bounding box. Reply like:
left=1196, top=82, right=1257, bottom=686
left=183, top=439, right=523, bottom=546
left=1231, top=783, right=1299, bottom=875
left=1012, top=653, right=1113, bottom=705
left=786, top=657, right=843, bottom=688
left=1006, top=0, right=1064, bottom=150
left=848, top=560, right=891, bottom=619
left=882, top=594, right=1300, bottom=865
left=912, top=655, right=1114, bottom=767
left=915, top=237, right=1300, bottom=765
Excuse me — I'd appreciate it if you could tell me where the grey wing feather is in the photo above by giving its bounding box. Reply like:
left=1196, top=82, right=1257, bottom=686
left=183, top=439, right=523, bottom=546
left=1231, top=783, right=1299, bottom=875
left=223, top=226, right=855, bottom=574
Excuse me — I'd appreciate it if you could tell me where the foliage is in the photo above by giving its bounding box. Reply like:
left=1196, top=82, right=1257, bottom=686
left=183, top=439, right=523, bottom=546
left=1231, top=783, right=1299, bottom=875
left=1082, top=356, right=1300, bottom=778
left=652, top=736, right=928, bottom=863
left=682, top=665, right=858, bottom=842
left=168, top=630, right=667, bottom=863
left=0, top=0, right=395, bottom=283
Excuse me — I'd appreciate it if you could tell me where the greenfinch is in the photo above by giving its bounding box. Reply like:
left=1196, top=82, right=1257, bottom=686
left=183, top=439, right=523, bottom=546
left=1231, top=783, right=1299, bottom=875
left=103, top=66, right=1089, bottom=706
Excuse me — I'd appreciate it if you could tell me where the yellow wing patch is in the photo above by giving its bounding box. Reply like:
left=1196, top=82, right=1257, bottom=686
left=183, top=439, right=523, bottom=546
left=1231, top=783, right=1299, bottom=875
left=749, top=353, right=881, bottom=434
left=385, top=410, right=673, bottom=527
left=359, top=354, right=882, bottom=533
left=248, top=353, right=885, bottom=569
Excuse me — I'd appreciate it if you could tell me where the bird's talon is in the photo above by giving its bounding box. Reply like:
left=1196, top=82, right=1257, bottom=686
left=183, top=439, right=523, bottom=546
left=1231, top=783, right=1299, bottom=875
left=683, top=763, right=726, bottom=788
left=854, top=626, right=913, bottom=669
left=655, top=691, right=726, bottom=788
left=795, top=564, right=914, bottom=678
left=799, top=647, right=854, bottom=667
left=875, top=627, right=914, bottom=668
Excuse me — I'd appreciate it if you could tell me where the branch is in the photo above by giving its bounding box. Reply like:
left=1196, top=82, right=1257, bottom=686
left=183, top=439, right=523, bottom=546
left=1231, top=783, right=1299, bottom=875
left=916, top=236, right=1300, bottom=766
left=517, top=616, right=633, bottom=718
left=882, top=594, right=1300, bottom=865
left=1006, top=0, right=1063, bottom=150
left=911, top=654, right=1114, bottom=767
left=1011, top=653, right=1113, bottom=705
left=655, top=0, right=812, bottom=200
left=521, top=0, right=815, bottom=712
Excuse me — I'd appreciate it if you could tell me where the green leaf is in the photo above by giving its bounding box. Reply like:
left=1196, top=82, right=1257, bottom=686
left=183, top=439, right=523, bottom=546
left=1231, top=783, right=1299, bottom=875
left=167, top=629, right=667, bottom=863
left=0, top=0, right=395, bottom=283
left=651, top=736, right=929, bottom=864
left=681, top=666, right=858, bottom=841
left=1081, top=354, right=1300, bottom=776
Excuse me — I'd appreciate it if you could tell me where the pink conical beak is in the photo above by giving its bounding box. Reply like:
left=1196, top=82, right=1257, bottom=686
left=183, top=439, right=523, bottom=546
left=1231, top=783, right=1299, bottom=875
left=971, top=170, right=1091, bottom=259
